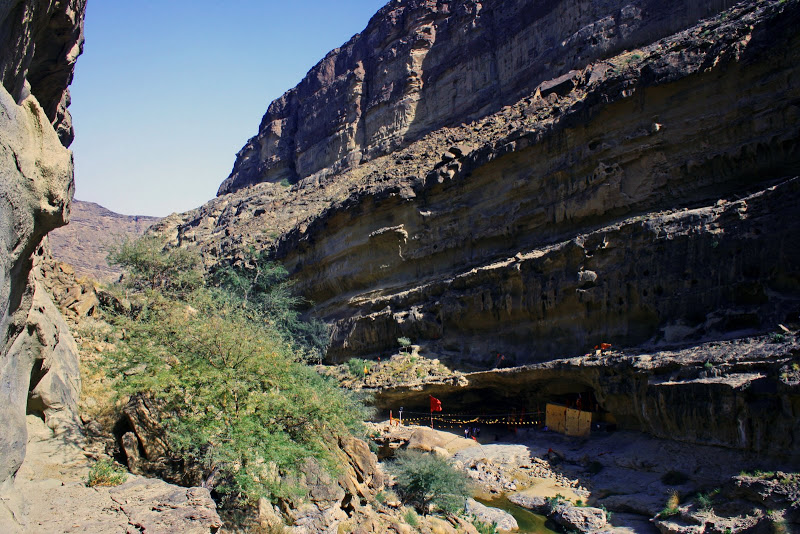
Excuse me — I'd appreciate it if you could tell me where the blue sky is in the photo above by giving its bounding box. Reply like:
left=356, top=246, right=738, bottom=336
left=69, top=0, right=388, bottom=217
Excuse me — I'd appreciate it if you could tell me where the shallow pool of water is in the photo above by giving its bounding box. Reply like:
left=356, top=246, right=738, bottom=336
left=474, top=496, right=558, bottom=534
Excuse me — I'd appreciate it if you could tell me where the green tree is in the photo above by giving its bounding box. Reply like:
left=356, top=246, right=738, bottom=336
left=103, top=238, right=366, bottom=503
left=210, top=249, right=329, bottom=360
left=398, top=337, right=412, bottom=353
left=390, top=450, right=471, bottom=514
left=108, top=235, right=203, bottom=295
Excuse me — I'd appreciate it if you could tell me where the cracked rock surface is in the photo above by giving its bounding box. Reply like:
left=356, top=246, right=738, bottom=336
left=0, top=416, right=221, bottom=534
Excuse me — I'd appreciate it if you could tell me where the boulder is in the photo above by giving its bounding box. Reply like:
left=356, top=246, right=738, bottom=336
left=552, top=502, right=607, bottom=533
left=407, top=427, right=450, bottom=452
left=508, top=492, right=548, bottom=512
left=465, top=498, right=519, bottom=531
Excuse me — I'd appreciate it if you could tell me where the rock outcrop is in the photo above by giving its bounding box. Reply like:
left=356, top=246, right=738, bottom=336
left=218, top=0, right=741, bottom=195
left=162, top=0, right=800, bottom=368
left=0, top=0, right=84, bottom=484
left=1, top=415, right=222, bottom=534
left=0, top=0, right=84, bottom=510
left=373, top=334, right=800, bottom=458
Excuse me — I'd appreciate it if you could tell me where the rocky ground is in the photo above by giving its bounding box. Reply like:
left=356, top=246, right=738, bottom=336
left=0, top=416, right=221, bottom=533
left=371, top=421, right=800, bottom=533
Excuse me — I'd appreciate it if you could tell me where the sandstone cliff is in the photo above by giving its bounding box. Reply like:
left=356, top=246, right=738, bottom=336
left=219, top=0, right=741, bottom=195
left=165, top=0, right=800, bottom=362
left=158, top=0, right=800, bottom=459
left=0, top=0, right=85, bottom=491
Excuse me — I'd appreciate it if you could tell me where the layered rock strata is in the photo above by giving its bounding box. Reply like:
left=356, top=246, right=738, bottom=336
left=219, top=0, right=740, bottom=194
left=162, top=0, right=800, bottom=368
left=372, top=334, right=800, bottom=457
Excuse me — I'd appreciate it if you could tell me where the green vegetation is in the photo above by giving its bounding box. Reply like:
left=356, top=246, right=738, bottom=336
left=279, top=178, right=291, bottom=187
left=209, top=247, right=329, bottom=361
left=403, top=508, right=420, bottom=527
left=86, top=458, right=127, bottom=487
left=103, top=237, right=367, bottom=504
left=390, top=450, right=471, bottom=514
left=695, top=488, right=719, bottom=512
left=109, top=235, right=203, bottom=295
left=770, top=332, right=786, bottom=343
left=658, top=490, right=680, bottom=518
left=546, top=493, right=567, bottom=508
left=398, top=336, right=412, bottom=353
left=347, top=358, right=372, bottom=377
left=599, top=504, right=612, bottom=520
left=471, top=518, right=498, bottom=534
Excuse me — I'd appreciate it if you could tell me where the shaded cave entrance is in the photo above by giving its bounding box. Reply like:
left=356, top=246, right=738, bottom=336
left=374, top=377, right=617, bottom=436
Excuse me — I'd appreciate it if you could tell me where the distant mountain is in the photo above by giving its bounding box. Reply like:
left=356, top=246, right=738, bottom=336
left=49, top=200, right=160, bottom=282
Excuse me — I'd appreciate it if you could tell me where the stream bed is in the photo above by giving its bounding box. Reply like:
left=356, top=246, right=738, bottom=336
left=474, top=496, right=558, bottom=534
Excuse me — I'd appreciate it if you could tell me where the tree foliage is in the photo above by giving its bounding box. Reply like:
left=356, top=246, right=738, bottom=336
left=103, top=237, right=366, bottom=503
left=108, top=235, right=203, bottom=295
left=390, top=450, right=471, bottom=514
left=210, top=249, right=330, bottom=361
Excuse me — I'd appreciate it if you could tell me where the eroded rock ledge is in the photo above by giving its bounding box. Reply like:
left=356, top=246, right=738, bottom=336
left=160, top=0, right=800, bottom=368
left=371, top=334, right=800, bottom=458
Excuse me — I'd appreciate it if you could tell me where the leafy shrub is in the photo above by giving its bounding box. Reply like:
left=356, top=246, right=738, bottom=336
left=87, top=458, right=127, bottom=487
left=347, top=358, right=372, bottom=378
left=546, top=493, right=567, bottom=508
left=210, top=249, right=329, bottom=360
left=403, top=508, right=419, bottom=527
left=390, top=450, right=471, bottom=514
left=770, top=332, right=786, bottom=343
left=102, top=238, right=367, bottom=504
left=398, top=337, right=412, bottom=352
left=108, top=235, right=203, bottom=295
left=695, top=488, right=720, bottom=512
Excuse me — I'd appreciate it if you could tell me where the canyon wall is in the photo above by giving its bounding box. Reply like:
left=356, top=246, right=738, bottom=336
left=0, top=0, right=85, bottom=489
left=168, top=0, right=800, bottom=365
left=160, top=0, right=800, bottom=454
left=219, top=0, right=739, bottom=195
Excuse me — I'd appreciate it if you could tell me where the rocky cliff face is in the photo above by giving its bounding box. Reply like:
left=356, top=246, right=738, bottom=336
left=160, top=0, right=800, bottom=456
left=219, top=0, right=739, bottom=195
left=0, top=0, right=85, bottom=490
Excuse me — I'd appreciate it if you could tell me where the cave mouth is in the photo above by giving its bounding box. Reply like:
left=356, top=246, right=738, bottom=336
left=374, top=378, right=616, bottom=435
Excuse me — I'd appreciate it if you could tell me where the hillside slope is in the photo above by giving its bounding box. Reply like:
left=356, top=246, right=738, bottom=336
left=49, top=200, right=159, bottom=282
